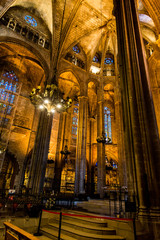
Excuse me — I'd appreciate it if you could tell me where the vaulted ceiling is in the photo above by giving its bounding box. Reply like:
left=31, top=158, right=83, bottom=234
left=0, top=0, right=159, bottom=74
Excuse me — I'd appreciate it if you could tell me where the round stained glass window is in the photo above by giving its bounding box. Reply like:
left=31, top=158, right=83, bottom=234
left=104, top=57, right=114, bottom=65
left=25, top=15, right=37, bottom=27
left=73, top=45, right=80, bottom=53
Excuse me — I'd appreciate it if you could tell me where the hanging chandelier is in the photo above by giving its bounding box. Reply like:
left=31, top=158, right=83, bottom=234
left=30, top=78, right=72, bottom=114
left=30, top=0, right=72, bottom=114
left=96, top=132, right=111, bottom=144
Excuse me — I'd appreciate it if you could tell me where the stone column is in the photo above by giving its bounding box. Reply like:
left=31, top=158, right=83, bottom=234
left=97, top=99, right=105, bottom=198
left=151, top=88, right=160, bottom=135
left=114, top=0, right=160, bottom=215
left=87, top=117, right=96, bottom=196
left=75, top=96, right=88, bottom=195
left=28, top=110, right=53, bottom=195
left=53, top=112, right=67, bottom=193
left=114, top=83, right=127, bottom=187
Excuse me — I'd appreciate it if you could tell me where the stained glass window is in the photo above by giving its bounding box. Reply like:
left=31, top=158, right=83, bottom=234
left=72, top=117, right=78, bottom=125
left=12, top=83, right=17, bottom=92
left=104, top=107, right=112, bottom=141
left=72, top=103, right=79, bottom=139
left=5, top=93, right=10, bottom=102
left=3, top=71, right=18, bottom=81
left=6, top=106, right=12, bottom=115
left=113, top=161, right=117, bottom=169
left=72, top=126, right=77, bottom=135
left=73, top=45, right=80, bottom=53
left=8, top=83, right=12, bottom=91
left=93, top=56, right=99, bottom=63
left=5, top=81, right=8, bottom=89
left=25, top=15, right=37, bottom=27
left=74, top=108, right=79, bottom=114
left=0, top=89, right=6, bottom=101
left=93, top=54, right=100, bottom=63
left=0, top=79, right=4, bottom=86
left=0, top=71, right=19, bottom=115
left=104, top=57, right=114, bottom=65
left=10, top=95, right=15, bottom=104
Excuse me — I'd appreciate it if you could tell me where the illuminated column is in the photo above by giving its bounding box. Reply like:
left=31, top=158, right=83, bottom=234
left=87, top=117, right=96, bottom=196
left=97, top=99, right=105, bottom=198
left=75, top=96, right=88, bottom=195
left=53, top=112, right=67, bottom=193
left=114, top=0, right=160, bottom=215
left=28, top=111, right=53, bottom=195
left=114, top=82, right=127, bottom=187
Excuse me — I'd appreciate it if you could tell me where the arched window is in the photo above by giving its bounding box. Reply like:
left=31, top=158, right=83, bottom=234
left=103, top=53, right=115, bottom=76
left=0, top=70, right=19, bottom=116
left=104, top=107, right=112, bottom=142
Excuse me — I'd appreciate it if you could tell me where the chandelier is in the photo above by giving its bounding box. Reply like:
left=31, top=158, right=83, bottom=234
left=30, top=78, right=72, bottom=114
left=96, top=132, right=111, bottom=144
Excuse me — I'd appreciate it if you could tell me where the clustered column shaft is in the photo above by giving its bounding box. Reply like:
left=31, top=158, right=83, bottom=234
left=75, top=96, right=88, bottom=195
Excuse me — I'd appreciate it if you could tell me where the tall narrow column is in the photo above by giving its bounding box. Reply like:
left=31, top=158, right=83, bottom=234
left=114, top=0, right=160, bottom=215
left=75, top=96, right=88, bottom=195
left=87, top=117, right=96, bottom=196
left=53, top=112, right=67, bottom=193
left=97, top=100, right=105, bottom=198
left=114, top=83, right=127, bottom=187
left=28, top=111, right=53, bottom=195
